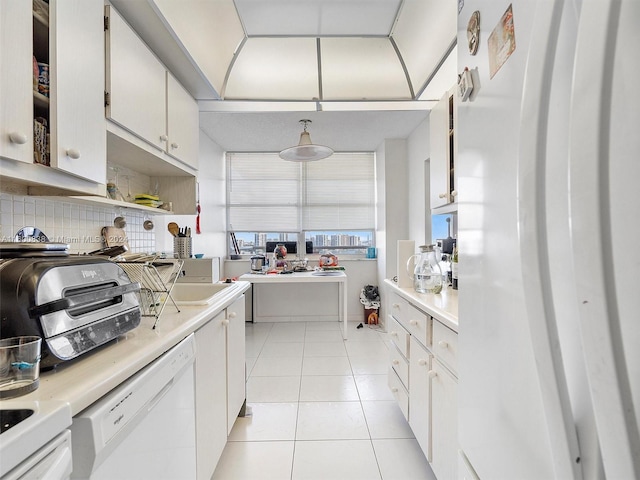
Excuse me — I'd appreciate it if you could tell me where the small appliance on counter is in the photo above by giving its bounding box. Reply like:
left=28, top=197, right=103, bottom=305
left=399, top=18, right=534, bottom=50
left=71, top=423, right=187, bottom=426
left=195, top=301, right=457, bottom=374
left=250, top=255, right=266, bottom=272
left=0, top=243, right=141, bottom=369
left=177, top=257, right=220, bottom=283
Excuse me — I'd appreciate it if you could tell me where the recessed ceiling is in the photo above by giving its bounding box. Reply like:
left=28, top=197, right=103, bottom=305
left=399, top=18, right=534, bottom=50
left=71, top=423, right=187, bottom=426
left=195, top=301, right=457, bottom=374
left=109, top=0, right=457, bottom=151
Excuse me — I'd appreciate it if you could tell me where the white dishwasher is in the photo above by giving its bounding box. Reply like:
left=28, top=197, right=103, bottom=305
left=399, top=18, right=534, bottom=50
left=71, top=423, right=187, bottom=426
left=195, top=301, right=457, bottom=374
left=70, top=334, right=197, bottom=480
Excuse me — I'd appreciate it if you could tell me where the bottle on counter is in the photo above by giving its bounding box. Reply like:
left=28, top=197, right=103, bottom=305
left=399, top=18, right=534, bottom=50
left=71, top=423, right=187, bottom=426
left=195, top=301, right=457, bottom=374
left=451, top=246, right=458, bottom=290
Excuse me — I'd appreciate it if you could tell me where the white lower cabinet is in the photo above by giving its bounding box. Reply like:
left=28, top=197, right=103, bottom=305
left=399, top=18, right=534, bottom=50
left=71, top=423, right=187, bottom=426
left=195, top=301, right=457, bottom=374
left=431, top=359, right=458, bottom=480
left=386, top=283, right=458, bottom=480
left=194, top=311, right=227, bottom=480
left=194, top=294, right=246, bottom=480
left=409, top=336, right=432, bottom=462
left=225, top=295, right=246, bottom=433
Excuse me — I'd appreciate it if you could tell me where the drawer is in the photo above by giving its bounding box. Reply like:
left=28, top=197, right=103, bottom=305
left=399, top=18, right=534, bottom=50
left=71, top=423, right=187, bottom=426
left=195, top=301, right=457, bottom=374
left=389, top=343, right=409, bottom=389
left=406, top=303, right=431, bottom=348
left=433, top=320, right=458, bottom=375
left=389, top=292, right=409, bottom=327
left=388, top=367, right=409, bottom=421
left=388, top=315, right=410, bottom=358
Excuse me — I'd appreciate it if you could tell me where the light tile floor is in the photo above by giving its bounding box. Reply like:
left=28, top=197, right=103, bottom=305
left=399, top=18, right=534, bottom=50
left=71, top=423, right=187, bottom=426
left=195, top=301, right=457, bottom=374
left=212, top=321, right=437, bottom=480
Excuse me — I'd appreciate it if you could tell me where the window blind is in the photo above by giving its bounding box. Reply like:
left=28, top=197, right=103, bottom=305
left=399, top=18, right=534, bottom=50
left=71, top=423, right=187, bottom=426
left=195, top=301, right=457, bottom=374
left=227, top=152, right=375, bottom=232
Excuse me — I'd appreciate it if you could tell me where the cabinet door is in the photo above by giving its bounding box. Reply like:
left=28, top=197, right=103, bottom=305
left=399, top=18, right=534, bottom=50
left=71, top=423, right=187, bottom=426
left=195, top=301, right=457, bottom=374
left=409, top=336, right=432, bottom=462
left=167, top=73, right=199, bottom=169
left=430, top=90, right=451, bottom=209
left=105, top=5, right=166, bottom=152
left=226, top=295, right=246, bottom=433
left=194, top=311, right=227, bottom=480
left=431, top=359, right=458, bottom=480
left=49, top=0, right=105, bottom=183
left=0, top=1, right=33, bottom=164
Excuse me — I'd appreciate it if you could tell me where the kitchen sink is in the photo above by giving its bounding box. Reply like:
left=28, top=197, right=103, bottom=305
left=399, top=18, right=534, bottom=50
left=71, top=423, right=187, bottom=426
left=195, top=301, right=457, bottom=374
left=170, top=282, right=232, bottom=305
left=0, top=409, right=34, bottom=434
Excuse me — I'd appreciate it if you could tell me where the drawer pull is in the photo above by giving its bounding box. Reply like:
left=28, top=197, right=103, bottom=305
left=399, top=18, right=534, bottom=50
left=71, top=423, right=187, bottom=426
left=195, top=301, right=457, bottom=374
left=392, top=359, right=400, bottom=366
left=9, top=132, right=27, bottom=144
left=410, top=319, right=418, bottom=326
left=428, top=370, right=437, bottom=379
left=160, top=134, right=168, bottom=141
left=418, top=359, right=428, bottom=366
left=391, top=387, right=398, bottom=393
left=392, top=303, right=400, bottom=309
left=66, top=148, right=80, bottom=159
left=228, top=311, right=237, bottom=319
left=171, top=142, right=180, bottom=149
left=390, top=331, right=398, bottom=337
left=221, top=319, right=229, bottom=326
left=438, top=340, right=449, bottom=349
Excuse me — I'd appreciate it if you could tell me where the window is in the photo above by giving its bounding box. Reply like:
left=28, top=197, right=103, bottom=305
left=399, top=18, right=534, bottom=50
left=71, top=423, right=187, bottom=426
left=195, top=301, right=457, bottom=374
left=227, top=152, right=375, bottom=255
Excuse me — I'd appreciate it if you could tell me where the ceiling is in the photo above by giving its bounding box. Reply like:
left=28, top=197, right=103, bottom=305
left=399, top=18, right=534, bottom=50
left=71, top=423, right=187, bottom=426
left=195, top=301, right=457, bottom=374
left=109, top=0, right=458, bottom=152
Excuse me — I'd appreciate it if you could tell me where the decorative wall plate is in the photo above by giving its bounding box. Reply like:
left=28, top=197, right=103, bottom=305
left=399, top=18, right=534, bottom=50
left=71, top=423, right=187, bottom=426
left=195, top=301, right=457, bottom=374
left=467, top=10, right=480, bottom=55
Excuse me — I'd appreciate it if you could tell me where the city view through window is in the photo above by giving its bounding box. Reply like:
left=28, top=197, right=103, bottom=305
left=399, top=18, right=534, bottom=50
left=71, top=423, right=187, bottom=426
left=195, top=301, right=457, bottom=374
left=232, top=231, right=374, bottom=255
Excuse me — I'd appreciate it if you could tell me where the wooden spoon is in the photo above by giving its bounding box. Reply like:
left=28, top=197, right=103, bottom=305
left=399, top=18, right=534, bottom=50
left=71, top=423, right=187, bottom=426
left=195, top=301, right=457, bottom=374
left=167, top=222, right=179, bottom=237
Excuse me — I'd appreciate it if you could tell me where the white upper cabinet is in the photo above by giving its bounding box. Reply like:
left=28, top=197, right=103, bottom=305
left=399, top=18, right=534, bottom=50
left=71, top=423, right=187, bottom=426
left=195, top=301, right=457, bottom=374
left=167, top=73, right=199, bottom=169
left=0, top=1, right=33, bottom=164
left=50, top=0, right=106, bottom=183
left=0, top=0, right=105, bottom=188
left=105, top=5, right=166, bottom=153
left=105, top=5, right=199, bottom=170
left=430, top=86, right=457, bottom=211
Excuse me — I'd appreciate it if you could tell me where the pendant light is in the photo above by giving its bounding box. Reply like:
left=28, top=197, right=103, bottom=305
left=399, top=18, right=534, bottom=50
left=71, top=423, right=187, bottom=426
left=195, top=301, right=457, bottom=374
left=279, top=119, right=333, bottom=162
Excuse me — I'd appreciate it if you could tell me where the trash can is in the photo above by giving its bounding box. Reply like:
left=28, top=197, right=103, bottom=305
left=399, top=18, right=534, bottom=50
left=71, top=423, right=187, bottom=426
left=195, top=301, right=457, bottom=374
left=364, top=308, right=379, bottom=325
left=360, top=285, right=380, bottom=326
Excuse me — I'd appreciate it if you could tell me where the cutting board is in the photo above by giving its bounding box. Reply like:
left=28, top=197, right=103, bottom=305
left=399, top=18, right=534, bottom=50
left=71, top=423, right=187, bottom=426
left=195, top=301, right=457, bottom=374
left=101, top=227, right=129, bottom=248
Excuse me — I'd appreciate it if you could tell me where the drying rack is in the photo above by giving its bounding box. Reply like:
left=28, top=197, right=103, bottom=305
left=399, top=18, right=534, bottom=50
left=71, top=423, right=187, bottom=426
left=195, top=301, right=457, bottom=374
left=116, top=256, right=183, bottom=329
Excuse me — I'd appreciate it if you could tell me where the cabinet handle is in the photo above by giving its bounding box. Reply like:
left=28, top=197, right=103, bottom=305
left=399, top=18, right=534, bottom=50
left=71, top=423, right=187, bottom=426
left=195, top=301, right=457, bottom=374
left=418, top=359, right=428, bottom=366
left=221, top=319, right=229, bottom=326
left=390, top=331, right=398, bottom=337
left=170, top=142, right=179, bottom=149
left=438, top=193, right=448, bottom=199
left=228, top=311, right=237, bottom=319
left=160, top=134, right=168, bottom=142
left=392, top=303, right=400, bottom=309
left=391, top=387, right=398, bottom=393
left=428, top=370, right=437, bottom=379
left=66, top=149, right=80, bottom=159
left=392, top=359, right=400, bottom=366
left=438, top=340, right=449, bottom=349
left=410, top=319, right=418, bottom=326
left=9, top=132, right=28, bottom=144
left=451, top=190, right=458, bottom=197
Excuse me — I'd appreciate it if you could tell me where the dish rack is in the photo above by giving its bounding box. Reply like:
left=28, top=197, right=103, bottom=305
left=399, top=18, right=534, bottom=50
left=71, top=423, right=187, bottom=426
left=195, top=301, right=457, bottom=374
left=116, top=256, right=183, bottom=328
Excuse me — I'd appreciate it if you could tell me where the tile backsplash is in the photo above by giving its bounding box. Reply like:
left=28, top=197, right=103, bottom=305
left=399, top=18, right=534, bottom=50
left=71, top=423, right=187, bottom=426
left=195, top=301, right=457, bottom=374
left=0, top=193, right=155, bottom=253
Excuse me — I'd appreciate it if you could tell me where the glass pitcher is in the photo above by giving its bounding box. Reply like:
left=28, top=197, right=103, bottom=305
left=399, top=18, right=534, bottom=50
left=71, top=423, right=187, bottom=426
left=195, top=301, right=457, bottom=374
left=407, top=244, right=443, bottom=294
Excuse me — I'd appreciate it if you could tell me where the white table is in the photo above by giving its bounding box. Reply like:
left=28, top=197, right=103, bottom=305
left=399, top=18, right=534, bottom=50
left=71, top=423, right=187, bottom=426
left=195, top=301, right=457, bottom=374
left=239, top=271, right=349, bottom=339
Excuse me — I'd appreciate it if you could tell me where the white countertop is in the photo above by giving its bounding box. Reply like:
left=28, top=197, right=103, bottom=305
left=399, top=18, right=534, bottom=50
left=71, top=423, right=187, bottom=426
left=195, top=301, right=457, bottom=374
left=0, top=281, right=249, bottom=475
left=384, top=278, right=458, bottom=332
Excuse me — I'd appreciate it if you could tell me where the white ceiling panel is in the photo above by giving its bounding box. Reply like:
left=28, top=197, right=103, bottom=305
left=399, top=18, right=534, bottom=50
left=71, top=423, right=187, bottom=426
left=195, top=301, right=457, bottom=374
left=392, top=0, right=456, bottom=96
left=234, top=0, right=402, bottom=36
left=224, top=38, right=320, bottom=100
left=151, top=0, right=245, bottom=94
left=321, top=38, right=411, bottom=100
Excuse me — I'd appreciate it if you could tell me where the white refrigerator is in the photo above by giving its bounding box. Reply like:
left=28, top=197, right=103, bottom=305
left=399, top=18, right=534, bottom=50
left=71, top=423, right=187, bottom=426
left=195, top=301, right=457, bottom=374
left=456, top=0, right=640, bottom=479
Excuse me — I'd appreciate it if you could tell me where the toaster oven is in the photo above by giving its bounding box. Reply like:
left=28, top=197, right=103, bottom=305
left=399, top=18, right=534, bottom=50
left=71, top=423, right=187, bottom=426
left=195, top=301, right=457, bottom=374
left=0, top=256, right=141, bottom=369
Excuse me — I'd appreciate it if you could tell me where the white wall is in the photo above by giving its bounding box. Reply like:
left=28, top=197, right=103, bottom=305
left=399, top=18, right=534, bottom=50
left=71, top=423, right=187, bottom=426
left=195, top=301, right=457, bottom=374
left=406, top=117, right=431, bottom=245
left=156, top=129, right=227, bottom=268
